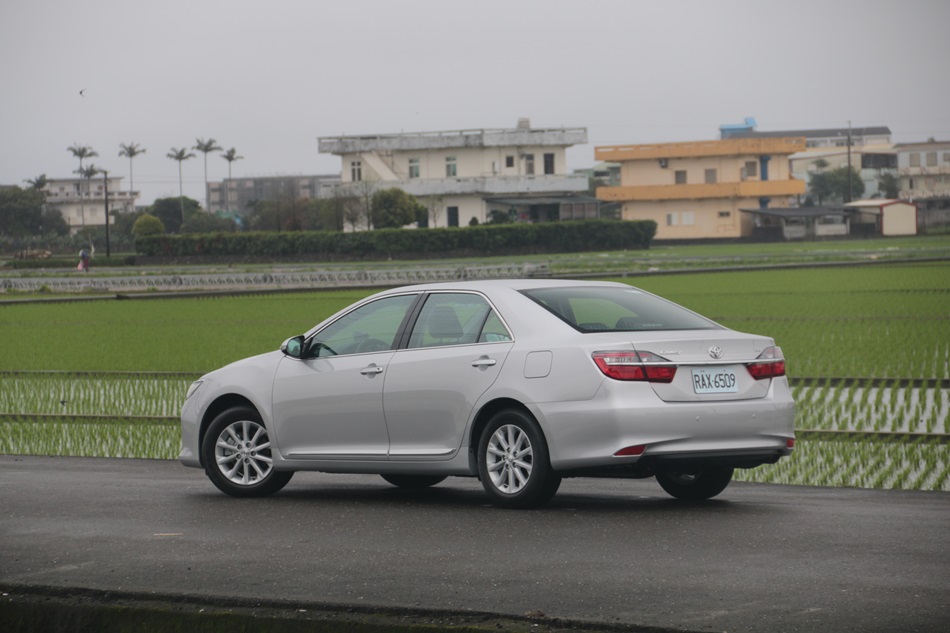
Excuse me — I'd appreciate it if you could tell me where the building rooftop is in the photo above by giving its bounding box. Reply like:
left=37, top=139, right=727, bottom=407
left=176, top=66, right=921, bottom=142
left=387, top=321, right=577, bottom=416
left=319, top=121, right=587, bottom=154
left=728, top=126, right=891, bottom=140
left=596, top=137, right=806, bottom=161
left=893, top=140, right=950, bottom=150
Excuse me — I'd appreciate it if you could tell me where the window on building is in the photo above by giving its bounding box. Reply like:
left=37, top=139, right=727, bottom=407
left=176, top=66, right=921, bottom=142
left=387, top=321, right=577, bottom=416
left=908, top=178, right=915, bottom=189
left=666, top=213, right=678, bottom=226
left=926, top=152, right=938, bottom=167
left=909, top=153, right=921, bottom=167
left=445, top=156, right=457, bottom=177
left=705, top=169, right=717, bottom=184
left=681, top=211, right=695, bottom=225
left=744, top=161, right=758, bottom=178
left=351, top=160, right=362, bottom=182
left=675, top=170, right=687, bottom=184
left=525, top=154, right=535, bottom=175
left=944, top=153, right=950, bottom=163
left=447, top=206, right=459, bottom=227
left=544, top=153, right=555, bottom=175
left=409, top=158, right=420, bottom=179
left=718, top=211, right=731, bottom=218
left=862, top=154, right=897, bottom=169
left=506, top=155, right=514, bottom=168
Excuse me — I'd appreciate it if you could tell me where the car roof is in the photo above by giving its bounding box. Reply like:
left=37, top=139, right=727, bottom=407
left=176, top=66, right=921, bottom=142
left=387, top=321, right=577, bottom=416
left=380, top=278, right=631, bottom=294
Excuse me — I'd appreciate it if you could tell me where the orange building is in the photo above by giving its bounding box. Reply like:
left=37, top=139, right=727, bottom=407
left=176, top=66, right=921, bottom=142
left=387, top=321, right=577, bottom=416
left=595, top=138, right=806, bottom=239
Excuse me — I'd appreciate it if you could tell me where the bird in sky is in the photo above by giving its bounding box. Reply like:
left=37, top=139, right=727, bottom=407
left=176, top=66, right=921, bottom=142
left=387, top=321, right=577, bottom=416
left=79, top=89, right=85, bottom=97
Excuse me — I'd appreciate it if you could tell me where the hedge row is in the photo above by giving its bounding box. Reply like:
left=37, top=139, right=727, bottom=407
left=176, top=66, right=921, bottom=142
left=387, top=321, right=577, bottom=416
left=135, top=220, right=656, bottom=260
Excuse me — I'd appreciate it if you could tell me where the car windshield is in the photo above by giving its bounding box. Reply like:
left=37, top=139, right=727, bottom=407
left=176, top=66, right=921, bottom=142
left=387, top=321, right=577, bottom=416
left=521, top=286, right=720, bottom=332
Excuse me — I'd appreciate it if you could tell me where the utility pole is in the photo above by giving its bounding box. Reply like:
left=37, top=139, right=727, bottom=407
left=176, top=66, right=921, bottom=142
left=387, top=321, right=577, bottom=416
left=846, top=121, right=853, bottom=203
left=102, top=170, right=111, bottom=257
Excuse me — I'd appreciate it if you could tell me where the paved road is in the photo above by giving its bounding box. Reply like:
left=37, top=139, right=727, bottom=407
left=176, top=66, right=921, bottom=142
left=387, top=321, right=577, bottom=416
left=1, top=456, right=948, bottom=632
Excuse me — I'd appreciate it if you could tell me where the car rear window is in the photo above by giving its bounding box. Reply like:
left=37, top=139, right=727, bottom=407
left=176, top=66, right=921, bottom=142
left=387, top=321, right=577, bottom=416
left=521, top=286, right=720, bottom=332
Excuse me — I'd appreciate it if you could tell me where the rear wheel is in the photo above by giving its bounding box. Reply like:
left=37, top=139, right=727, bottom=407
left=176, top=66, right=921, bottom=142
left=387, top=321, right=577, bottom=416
left=477, top=409, right=561, bottom=509
left=201, top=406, right=293, bottom=497
left=381, top=474, right=446, bottom=489
left=655, top=467, right=734, bottom=501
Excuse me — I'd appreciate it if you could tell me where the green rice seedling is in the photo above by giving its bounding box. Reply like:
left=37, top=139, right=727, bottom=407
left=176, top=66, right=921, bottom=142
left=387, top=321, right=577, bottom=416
left=0, top=375, right=190, bottom=418
left=735, top=439, right=950, bottom=491
left=0, top=417, right=179, bottom=460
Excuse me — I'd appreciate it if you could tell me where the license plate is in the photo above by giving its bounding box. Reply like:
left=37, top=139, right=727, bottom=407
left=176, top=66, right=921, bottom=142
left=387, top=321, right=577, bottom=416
left=691, top=367, right=738, bottom=394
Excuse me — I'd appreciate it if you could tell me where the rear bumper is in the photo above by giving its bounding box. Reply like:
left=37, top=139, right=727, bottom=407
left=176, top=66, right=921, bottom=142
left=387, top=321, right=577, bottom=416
left=532, top=376, right=795, bottom=473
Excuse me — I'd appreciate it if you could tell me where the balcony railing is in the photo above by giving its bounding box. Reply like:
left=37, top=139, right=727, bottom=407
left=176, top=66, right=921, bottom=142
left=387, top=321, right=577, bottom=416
left=596, top=137, right=806, bottom=161
left=340, top=174, right=589, bottom=198
left=597, top=179, right=806, bottom=202
left=46, top=190, right=138, bottom=201
left=320, top=127, right=587, bottom=154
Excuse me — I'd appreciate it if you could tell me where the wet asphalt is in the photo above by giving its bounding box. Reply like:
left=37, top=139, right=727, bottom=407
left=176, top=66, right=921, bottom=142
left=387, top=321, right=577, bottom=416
left=1, top=455, right=948, bottom=632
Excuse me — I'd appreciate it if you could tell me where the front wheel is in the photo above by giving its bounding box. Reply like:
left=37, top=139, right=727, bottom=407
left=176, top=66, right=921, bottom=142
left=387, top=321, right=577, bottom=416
left=477, top=409, right=561, bottom=509
left=201, top=406, right=293, bottom=497
left=655, top=467, right=734, bottom=501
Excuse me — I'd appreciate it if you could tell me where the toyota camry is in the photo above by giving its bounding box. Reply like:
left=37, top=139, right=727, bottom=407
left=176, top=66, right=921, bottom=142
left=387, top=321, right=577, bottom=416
left=180, top=279, right=795, bottom=508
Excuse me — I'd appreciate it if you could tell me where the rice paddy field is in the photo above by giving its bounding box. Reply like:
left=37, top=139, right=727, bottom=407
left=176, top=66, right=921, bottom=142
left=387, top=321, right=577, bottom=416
left=1, top=260, right=948, bottom=491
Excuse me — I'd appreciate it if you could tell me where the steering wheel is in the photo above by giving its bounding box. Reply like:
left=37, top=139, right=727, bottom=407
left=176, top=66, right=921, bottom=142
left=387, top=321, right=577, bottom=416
left=356, top=338, right=389, bottom=353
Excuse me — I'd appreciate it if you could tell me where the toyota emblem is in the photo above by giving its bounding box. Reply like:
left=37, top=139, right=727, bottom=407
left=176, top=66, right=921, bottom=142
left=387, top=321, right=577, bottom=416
left=708, top=346, right=723, bottom=359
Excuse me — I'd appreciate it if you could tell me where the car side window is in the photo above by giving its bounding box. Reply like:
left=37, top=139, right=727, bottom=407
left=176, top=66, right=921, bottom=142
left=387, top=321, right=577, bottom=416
left=478, top=310, right=512, bottom=343
left=408, top=293, right=508, bottom=349
left=307, top=294, right=416, bottom=357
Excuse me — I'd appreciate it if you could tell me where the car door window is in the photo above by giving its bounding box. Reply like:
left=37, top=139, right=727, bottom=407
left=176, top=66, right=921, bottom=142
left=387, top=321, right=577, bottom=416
left=408, top=293, right=507, bottom=349
left=478, top=310, right=512, bottom=342
left=308, top=294, right=416, bottom=357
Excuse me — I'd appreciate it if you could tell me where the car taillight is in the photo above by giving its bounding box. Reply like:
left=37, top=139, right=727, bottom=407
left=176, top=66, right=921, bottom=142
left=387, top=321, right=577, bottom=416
left=746, top=346, right=786, bottom=380
left=592, top=351, right=676, bottom=383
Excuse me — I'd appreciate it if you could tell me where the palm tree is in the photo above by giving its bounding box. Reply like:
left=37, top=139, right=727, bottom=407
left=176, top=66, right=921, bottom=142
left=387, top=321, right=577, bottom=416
left=67, top=144, right=98, bottom=227
left=167, top=147, right=196, bottom=223
left=75, top=164, right=102, bottom=229
left=118, top=143, right=146, bottom=195
left=193, top=137, right=222, bottom=211
left=24, top=174, right=50, bottom=231
left=220, top=147, right=243, bottom=215
left=24, top=174, right=49, bottom=191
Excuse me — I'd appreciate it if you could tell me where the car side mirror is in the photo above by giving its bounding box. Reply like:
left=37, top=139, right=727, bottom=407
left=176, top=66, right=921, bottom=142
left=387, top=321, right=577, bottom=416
left=281, top=335, right=305, bottom=359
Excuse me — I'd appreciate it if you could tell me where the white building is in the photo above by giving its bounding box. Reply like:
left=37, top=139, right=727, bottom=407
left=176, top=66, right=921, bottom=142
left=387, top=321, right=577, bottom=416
left=43, top=176, right=137, bottom=234
left=720, top=121, right=897, bottom=200
left=895, top=140, right=950, bottom=200
left=789, top=147, right=897, bottom=200
left=318, top=118, right=594, bottom=227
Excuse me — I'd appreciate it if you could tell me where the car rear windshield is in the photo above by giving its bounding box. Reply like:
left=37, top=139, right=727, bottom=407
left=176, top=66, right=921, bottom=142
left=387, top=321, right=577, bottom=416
left=521, top=286, right=720, bottom=332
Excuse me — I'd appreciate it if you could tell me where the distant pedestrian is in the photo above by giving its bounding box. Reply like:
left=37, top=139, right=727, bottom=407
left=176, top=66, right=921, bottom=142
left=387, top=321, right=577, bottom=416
left=78, top=249, right=90, bottom=272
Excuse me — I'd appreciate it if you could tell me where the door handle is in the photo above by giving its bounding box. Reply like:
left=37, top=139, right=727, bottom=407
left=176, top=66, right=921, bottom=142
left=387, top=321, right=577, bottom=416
left=471, top=357, right=497, bottom=368
left=360, top=365, right=384, bottom=375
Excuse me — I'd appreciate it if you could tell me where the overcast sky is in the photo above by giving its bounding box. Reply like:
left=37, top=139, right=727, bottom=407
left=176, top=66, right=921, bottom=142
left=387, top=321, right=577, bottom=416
left=2, top=0, right=948, bottom=206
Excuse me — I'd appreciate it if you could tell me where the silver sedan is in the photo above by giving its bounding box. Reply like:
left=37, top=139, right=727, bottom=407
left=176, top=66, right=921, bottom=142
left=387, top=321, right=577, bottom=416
left=180, top=279, right=795, bottom=508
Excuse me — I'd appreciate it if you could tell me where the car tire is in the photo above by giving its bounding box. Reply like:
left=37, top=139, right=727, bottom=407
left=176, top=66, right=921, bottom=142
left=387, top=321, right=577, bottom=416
left=380, top=474, right=447, bottom=489
left=655, top=467, right=734, bottom=501
left=477, top=409, right=561, bottom=509
left=201, top=406, right=293, bottom=497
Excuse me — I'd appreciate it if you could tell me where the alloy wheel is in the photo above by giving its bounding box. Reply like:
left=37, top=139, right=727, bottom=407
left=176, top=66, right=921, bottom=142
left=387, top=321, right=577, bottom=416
left=214, top=419, right=273, bottom=486
left=485, top=423, right=534, bottom=494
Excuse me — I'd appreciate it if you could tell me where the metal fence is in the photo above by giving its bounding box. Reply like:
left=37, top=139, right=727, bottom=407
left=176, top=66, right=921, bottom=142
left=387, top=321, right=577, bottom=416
left=0, top=263, right=550, bottom=294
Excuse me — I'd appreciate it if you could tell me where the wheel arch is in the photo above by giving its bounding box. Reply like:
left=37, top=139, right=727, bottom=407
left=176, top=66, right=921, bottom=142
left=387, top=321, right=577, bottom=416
left=198, top=394, right=258, bottom=468
left=467, top=397, right=538, bottom=473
